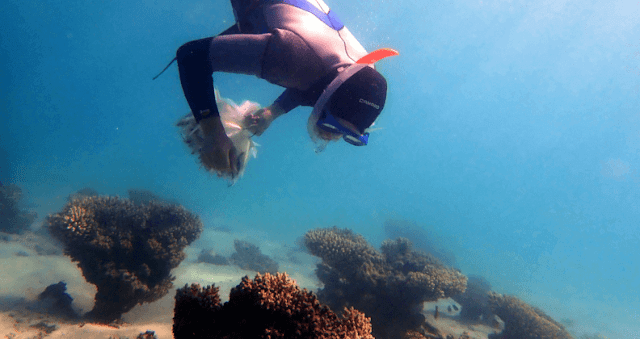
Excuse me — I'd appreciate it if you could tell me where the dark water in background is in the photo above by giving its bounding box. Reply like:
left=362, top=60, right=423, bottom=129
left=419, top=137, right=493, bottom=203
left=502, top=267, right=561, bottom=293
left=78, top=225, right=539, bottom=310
left=1, top=0, right=639, bottom=337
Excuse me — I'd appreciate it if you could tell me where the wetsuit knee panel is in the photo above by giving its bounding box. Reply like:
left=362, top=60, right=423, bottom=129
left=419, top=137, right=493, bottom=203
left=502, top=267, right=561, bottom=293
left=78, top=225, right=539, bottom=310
left=177, top=38, right=213, bottom=71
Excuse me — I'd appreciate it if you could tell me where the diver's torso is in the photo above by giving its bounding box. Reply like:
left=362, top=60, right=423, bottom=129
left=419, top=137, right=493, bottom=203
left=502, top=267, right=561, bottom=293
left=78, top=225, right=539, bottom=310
left=264, top=1, right=367, bottom=69
left=235, top=0, right=368, bottom=77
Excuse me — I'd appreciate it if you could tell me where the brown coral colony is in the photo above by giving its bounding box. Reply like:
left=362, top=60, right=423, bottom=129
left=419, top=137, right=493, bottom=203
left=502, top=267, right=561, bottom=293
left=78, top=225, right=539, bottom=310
left=40, top=191, right=575, bottom=339
left=173, top=272, right=375, bottom=339
left=302, top=226, right=467, bottom=339
left=47, top=195, right=203, bottom=323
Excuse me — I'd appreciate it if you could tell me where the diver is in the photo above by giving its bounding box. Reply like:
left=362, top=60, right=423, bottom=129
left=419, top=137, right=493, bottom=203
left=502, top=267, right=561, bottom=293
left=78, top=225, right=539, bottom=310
left=174, top=0, right=396, bottom=178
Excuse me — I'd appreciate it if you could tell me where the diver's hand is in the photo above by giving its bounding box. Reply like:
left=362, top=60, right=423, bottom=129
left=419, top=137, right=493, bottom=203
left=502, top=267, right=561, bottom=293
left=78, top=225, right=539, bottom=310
left=244, top=104, right=284, bottom=136
left=199, top=116, right=239, bottom=177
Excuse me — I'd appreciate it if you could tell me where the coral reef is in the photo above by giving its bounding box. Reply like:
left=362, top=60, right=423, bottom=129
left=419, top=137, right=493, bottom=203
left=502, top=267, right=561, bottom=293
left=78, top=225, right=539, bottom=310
left=34, top=281, right=79, bottom=319
left=403, top=329, right=474, bottom=339
left=173, top=272, right=374, bottom=339
left=303, top=227, right=467, bottom=339
left=127, top=188, right=178, bottom=206
left=136, top=330, right=159, bottom=339
left=107, top=331, right=158, bottom=339
left=383, top=219, right=458, bottom=268
left=198, top=240, right=279, bottom=273
left=453, top=275, right=494, bottom=324
left=0, top=182, right=37, bottom=234
left=66, top=187, right=100, bottom=202
left=66, top=187, right=177, bottom=206
left=0, top=229, right=62, bottom=256
left=229, top=239, right=279, bottom=274
left=488, top=292, right=573, bottom=339
left=577, top=334, right=606, bottom=339
left=197, top=248, right=230, bottom=266
left=46, top=196, right=203, bottom=323
left=403, top=331, right=429, bottom=339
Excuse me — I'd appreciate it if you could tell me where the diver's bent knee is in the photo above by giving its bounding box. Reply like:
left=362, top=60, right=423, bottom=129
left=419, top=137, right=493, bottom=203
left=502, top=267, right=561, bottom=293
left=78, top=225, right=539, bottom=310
left=176, top=41, right=197, bottom=62
left=176, top=38, right=213, bottom=62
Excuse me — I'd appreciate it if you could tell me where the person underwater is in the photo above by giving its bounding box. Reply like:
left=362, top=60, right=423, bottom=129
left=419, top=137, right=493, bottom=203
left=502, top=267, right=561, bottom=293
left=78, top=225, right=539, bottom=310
left=163, top=0, right=398, bottom=180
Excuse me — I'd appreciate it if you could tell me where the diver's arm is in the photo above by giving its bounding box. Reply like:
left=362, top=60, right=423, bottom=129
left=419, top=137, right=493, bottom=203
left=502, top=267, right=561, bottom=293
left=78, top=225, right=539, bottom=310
left=248, top=65, right=342, bottom=134
left=245, top=102, right=285, bottom=136
left=243, top=89, right=300, bottom=136
left=264, top=102, right=286, bottom=120
left=199, top=115, right=239, bottom=175
left=251, top=88, right=306, bottom=135
left=273, top=88, right=305, bottom=113
left=246, top=84, right=323, bottom=135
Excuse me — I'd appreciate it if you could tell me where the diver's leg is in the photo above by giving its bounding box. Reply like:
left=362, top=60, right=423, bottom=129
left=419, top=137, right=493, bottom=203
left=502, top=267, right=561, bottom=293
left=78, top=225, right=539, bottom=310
left=176, top=33, right=271, bottom=119
left=177, top=38, right=217, bottom=120
left=211, top=30, right=327, bottom=89
left=208, top=33, right=270, bottom=76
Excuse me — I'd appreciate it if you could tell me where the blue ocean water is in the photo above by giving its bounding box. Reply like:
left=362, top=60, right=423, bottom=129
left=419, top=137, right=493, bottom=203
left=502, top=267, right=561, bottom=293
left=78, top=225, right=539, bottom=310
left=1, top=0, right=638, bottom=337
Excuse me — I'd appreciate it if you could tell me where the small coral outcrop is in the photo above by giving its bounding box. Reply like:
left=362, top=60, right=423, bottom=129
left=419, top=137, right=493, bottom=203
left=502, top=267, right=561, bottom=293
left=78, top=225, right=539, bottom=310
left=303, top=227, right=467, bottom=339
left=196, top=240, right=279, bottom=273
left=66, top=187, right=100, bottom=202
left=136, top=330, right=159, bottom=339
left=173, top=272, right=374, bottom=339
left=453, top=275, right=494, bottom=324
left=35, top=281, right=79, bottom=319
left=197, top=248, right=230, bottom=266
left=488, top=292, right=573, bottom=339
left=383, top=218, right=458, bottom=268
left=127, top=188, right=178, bottom=206
left=0, top=182, right=37, bottom=234
left=229, top=239, right=279, bottom=274
left=46, top=196, right=202, bottom=323
left=403, top=330, right=473, bottom=339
